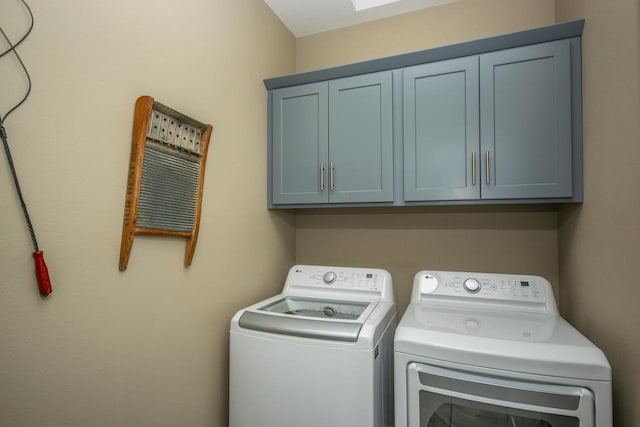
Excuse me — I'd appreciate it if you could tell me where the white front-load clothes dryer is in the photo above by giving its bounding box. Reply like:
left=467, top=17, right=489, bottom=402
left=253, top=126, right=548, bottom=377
left=394, top=270, right=612, bottom=427
left=230, top=265, right=396, bottom=427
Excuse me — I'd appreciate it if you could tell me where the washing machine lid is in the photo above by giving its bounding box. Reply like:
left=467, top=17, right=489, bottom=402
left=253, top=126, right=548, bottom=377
left=394, top=303, right=611, bottom=381
left=238, top=297, right=374, bottom=342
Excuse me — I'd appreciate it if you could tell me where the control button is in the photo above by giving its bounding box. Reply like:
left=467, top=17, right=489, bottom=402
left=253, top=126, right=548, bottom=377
left=323, top=271, right=337, bottom=285
left=463, top=278, right=481, bottom=293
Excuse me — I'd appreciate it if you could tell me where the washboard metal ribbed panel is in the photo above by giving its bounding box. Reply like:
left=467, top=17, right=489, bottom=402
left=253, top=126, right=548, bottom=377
left=119, top=96, right=213, bottom=270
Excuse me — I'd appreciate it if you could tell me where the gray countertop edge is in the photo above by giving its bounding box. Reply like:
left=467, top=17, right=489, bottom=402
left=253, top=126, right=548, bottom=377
left=264, top=19, right=584, bottom=90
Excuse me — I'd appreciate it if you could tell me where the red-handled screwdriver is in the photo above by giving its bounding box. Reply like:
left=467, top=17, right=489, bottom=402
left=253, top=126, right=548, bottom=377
left=1, top=123, right=53, bottom=298
left=1, top=3, right=53, bottom=298
left=1, top=123, right=52, bottom=297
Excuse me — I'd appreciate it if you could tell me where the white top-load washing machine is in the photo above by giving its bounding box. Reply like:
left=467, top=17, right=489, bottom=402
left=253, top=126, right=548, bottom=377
left=395, top=270, right=612, bottom=427
left=230, top=265, right=396, bottom=427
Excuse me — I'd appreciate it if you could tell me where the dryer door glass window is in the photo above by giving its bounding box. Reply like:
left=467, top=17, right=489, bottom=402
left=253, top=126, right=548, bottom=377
left=420, top=393, right=578, bottom=427
left=407, top=363, right=594, bottom=427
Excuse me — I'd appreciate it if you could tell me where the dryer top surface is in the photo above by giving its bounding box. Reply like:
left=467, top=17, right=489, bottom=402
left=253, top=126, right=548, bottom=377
left=395, top=270, right=611, bottom=381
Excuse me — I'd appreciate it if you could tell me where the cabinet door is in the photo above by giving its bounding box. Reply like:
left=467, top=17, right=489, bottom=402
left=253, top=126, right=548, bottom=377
left=328, top=72, right=394, bottom=203
left=403, top=57, right=480, bottom=201
left=272, top=82, right=329, bottom=205
left=480, top=39, right=572, bottom=199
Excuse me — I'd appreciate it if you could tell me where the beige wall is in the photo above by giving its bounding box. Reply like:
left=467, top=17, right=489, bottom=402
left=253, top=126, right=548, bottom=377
left=556, top=0, right=640, bottom=425
left=295, top=0, right=559, bottom=315
left=0, top=0, right=295, bottom=426
left=297, top=206, right=559, bottom=313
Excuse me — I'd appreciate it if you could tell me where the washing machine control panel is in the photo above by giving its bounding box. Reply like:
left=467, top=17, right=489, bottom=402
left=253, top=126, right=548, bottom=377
left=286, top=265, right=391, bottom=294
left=313, top=269, right=381, bottom=290
left=415, top=270, right=555, bottom=312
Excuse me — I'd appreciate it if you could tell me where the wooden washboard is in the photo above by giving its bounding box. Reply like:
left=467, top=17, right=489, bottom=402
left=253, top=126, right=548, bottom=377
left=119, top=96, right=212, bottom=270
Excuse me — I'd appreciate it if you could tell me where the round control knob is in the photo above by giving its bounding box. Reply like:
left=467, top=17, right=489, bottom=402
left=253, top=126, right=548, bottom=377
left=463, top=278, right=481, bottom=293
left=323, top=271, right=337, bottom=285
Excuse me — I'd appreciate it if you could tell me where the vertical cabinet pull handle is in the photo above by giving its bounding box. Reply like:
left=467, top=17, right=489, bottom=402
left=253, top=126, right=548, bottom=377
left=320, top=162, right=325, bottom=191
left=330, top=161, right=335, bottom=191
left=472, top=152, right=477, bottom=186
left=485, top=151, right=490, bottom=185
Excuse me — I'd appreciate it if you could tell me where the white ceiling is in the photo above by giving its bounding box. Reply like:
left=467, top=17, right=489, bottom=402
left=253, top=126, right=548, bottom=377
left=264, top=0, right=458, bottom=38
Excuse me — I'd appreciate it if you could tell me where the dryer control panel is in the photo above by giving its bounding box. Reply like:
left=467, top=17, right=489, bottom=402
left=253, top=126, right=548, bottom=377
left=283, top=265, right=394, bottom=303
left=413, top=270, right=557, bottom=314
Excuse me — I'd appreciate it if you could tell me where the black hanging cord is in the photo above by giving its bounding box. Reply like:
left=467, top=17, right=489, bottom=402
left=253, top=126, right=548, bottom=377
left=0, top=0, right=33, bottom=60
left=0, top=0, right=38, bottom=251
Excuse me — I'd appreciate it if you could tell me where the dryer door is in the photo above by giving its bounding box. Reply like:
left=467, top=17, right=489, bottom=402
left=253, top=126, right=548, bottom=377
left=407, top=363, right=594, bottom=427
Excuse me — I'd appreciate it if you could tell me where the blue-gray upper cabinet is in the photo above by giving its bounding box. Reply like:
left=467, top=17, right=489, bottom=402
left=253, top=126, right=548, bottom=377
left=272, top=82, right=329, bottom=205
left=480, top=39, right=573, bottom=199
left=266, top=21, right=584, bottom=207
left=271, top=72, right=393, bottom=205
left=404, top=39, right=574, bottom=202
left=403, top=56, right=480, bottom=201
left=328, top=72, right=394, bottom=203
